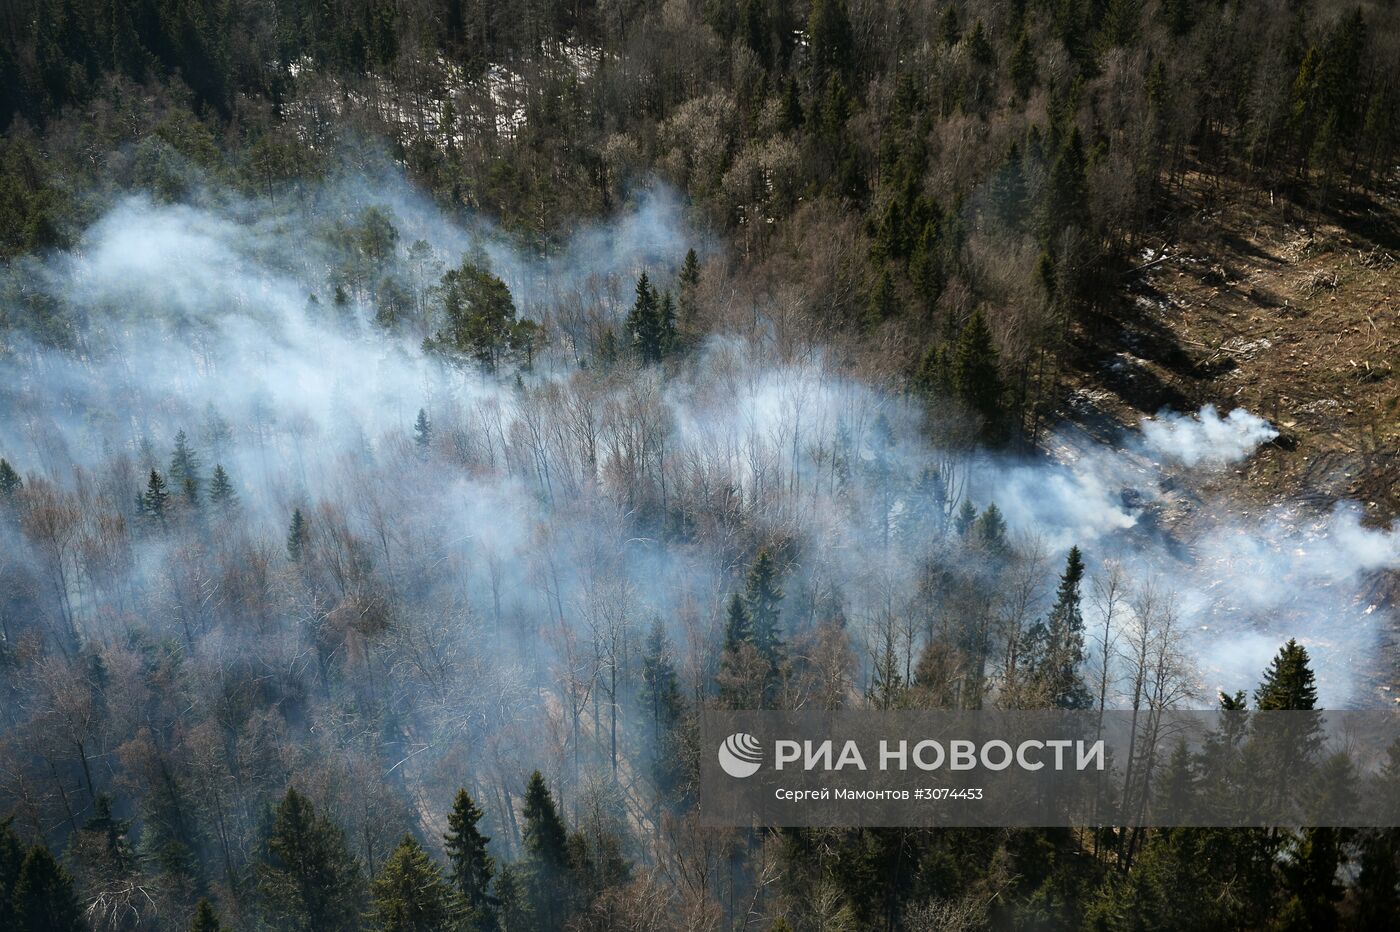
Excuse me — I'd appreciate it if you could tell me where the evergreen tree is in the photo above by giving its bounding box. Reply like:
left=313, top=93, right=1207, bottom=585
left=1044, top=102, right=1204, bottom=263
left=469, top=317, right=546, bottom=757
left=974, top=502, right=1007, bottom=551
left=0, top=818, right=24, bottom=927
left=745, top=549, right=785, bottom=666
left=865, top=269, right=898, bottom=330
left=1042, top=546, right=1092, bottom=708
left=208, top=464, right=236, bottom=511
left=443, top=788, right=495, bottom=928
left=414, top=408, right=433, bottom=451
left=169, top=429, right=201, bottom=499
left=954, top=499, right=978, bottom=536
left=256, top=787, right=365, bottom=932
left=520, top=771, right=572, bottom=930
left=0, top=458, right=20, bottom=498
left=951, top=310, right=1005, bottom=437
left=658, top=290, right=678, bottom=357
left=940, top=5, right=961, bottom=45
left=11, top=844, right=83, bottom=932
left=143, top=469, right=170, bottom=524
left=1039, top=127, right=1091, bottom=245
left=640, top=620, right=686, bottom=798
left=493, top=863, right=531, bottom=931
left=807, top=0, right=854, bottom=89
left=1254, top=639, right=1318, bottom=711
left=430, top=257, right=521, bottom=372
left=287, top=508, right=308, bottom=562
left=626, top=271, right=665, bottom=364
left=1010, top=26, right=1037, bottom=98
left=368, top=835, right=455, bottom=932
left=190, top=899, right=225, bottom=932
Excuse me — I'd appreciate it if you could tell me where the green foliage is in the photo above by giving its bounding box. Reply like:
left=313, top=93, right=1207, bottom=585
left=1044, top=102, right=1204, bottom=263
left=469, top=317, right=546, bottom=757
left=951, top=310, right=1005, bottom=438
left=287, top=508, right=308, bottom=562
left=443, top=788, right=496, bottom=928
left=368, top=835, right=455, bottom=932
left=430, top=257, right=535, bottom=373
left=10, top=843, right=83, bottom=932
left=0, top=458, right=20, bottom=498
left=521, top=770, right=573, bottom=929
left=1254, top=638, right=1317, bottom=711
left=256, top=787, right=365, bottom=932
left=189, top=898, right=225, bottom=932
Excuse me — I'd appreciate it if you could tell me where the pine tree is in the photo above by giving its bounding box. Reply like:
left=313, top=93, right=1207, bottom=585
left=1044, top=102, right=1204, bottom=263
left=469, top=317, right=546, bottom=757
left=190, top=899, right=225, bottom=932
left=443, top=788, right=495, bottom=927
left=256, top=787, right=364, bottom=932
left=0, top=458, right=20, bottom=498
left=11, top=844, right=83, bottom=932
left=951, top=310, right=1005, bottom=437
left=142, top=470, right=170, bottom=524
left=368, top=835, right=455, bottom=932
left=287, top=508, right=308, bottom=563
left=208, top=465, right=236, bottom=511
left=414, top=408, right=433, bottom=451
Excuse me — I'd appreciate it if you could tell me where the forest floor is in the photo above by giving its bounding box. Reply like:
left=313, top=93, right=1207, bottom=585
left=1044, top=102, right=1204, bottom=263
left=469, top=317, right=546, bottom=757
left=1058, top=173, right=1400, bottom=700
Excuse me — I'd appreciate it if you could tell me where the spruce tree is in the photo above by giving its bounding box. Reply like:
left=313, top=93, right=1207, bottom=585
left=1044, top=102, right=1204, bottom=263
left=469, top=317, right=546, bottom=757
left=1039, top=127, right=1091, bottom=245
left=0, top=817, right=24, bottom=927
left=414, top=408, right=433, bottom=451
left=1043, top=546, right=1092, bottom=708
left=368, top=835, right=455, bottom=932
left=443, top=788, right=495, bottom=927
left=745, top=549, right=785, bottom=666
left=640, top=620, right=686, bottom=798
left=208, top=465, right=236, bottom=511
left=807, top=0, right=854, bottom=89
left=169, top=429, right=201, bottom=500
left=11, top=844, right=83, bottom=932
left=143, top=470, right=170, bottom=524
left=521, top=771, right=572, bottom=930
left=493, top=863, right=531, bottom=931
left=1010, top=26, right=1036, bottom=98
left=865, top=269, right=898, bottom=330
left=0, top=458, right=20, bottom=498
left=974, top=503, right=1007, bottom=551
left=189, top=899, right=225, bottom=932
left=626, top=271, right=664, bottom=364
left=287, top=508, right=308, bottom=563
left=954, top=499, right=978, bottom=536
left=256, top=787, right=364, bottom=932
left=951, top=310, right=1005, bottom=437
left=1254, top=639, right=1318, bottom=711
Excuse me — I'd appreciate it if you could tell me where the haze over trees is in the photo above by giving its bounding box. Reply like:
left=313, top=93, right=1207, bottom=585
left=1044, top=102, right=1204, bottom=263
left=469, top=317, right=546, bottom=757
left=0, top=0, right=1398, bottom=928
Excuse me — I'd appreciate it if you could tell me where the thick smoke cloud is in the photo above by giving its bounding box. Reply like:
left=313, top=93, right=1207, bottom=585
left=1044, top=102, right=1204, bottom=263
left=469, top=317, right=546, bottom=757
left=0, top=170, right=1395, bottom=747
left=1138, top=404, right=1279, bottom=467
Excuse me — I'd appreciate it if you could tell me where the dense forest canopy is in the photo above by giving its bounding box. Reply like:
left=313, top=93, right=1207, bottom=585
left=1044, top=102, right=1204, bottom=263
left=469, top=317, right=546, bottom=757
left=1, top=0, right=1399, bottom=929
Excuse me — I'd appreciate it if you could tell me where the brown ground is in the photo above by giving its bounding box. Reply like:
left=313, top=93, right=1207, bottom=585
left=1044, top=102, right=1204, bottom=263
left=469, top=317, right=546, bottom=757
left=1060, top=174, right=1400, bottom=697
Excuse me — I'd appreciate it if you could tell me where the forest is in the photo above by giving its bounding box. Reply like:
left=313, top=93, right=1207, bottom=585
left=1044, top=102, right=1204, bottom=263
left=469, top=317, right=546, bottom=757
left=1, top=0, right=1399, bottom=929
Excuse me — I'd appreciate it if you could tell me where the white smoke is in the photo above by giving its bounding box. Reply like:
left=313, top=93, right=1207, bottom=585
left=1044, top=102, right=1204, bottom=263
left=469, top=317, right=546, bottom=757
left=1138, top=404, right=1279, bottom=467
